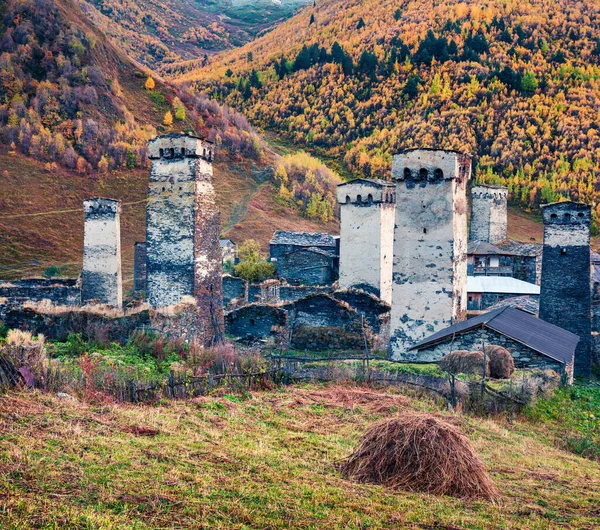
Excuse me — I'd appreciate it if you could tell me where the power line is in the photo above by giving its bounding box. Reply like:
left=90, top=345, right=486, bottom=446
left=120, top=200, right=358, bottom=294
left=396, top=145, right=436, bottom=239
left=0, top=198, right=150, bottom=220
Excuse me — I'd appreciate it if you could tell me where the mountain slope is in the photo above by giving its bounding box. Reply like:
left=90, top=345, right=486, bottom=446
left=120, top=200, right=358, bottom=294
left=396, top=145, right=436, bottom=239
left=74, top=0, right=311, bottom=72
left=181, top=0, right=600, bottom=228
left=0, top=0, right=336, bottom=282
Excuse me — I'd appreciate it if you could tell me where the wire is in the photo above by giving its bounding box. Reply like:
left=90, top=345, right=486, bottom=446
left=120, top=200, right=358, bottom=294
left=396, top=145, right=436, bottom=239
left=0, top=198, right=150, bottom=220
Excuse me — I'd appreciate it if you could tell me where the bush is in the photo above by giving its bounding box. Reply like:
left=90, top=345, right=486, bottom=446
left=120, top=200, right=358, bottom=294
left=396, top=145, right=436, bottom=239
left=2, top=330, right=49, bottom=386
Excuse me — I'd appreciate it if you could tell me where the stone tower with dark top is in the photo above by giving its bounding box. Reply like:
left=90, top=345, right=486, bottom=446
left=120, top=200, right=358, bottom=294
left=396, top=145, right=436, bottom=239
left=539, top=201, right=591, bottom=378
left=470, top=185, right=508, bottom=244
left=81, top=198, right=122, bottom=308
left=146, top=133, right=223, bottom=344
left=389, top=149, right=471, bottom=359
left=336, top=179, right=396, bottom=304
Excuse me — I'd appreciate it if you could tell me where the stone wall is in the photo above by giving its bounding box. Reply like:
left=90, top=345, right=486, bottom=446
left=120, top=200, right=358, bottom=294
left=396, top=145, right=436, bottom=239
left=224, top=305, right=288, bottom=342
left=1, top=306, right=150, bottom=344
left=332, top=289, right=390, bottom=335
left=337, top=180, right=396, bottom=303
left=411, top=327, right=571, bottom=380
left=470, top=185, right=508, bottom=244
left=390, top=149, right=470, bottom=358
left=539, top=202, right=592, bottom=378
left=283, top=294, right=365, bottom=351
left=133, top=242, right=147, bottom=293
left=223, top=276, right=247, bottom=307
left=271, top=246, right=337, bottom=286
left=0, top=279, right=80, bottom=308
left=146, top=134, right=223, bottom=345
left=81, top=198, right=122, bottom=308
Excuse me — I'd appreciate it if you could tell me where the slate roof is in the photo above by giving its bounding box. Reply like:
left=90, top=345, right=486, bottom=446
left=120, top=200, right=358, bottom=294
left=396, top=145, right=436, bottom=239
left=219, top=239, right=235, bottom=248
left=467, top=276, right=540, bottom=295
left=485, top=296, right=539, bottom=315
left=496, top=240, right=543, bottom=257
left=270, top=231, right=336, bottom=248
left=468, top=241, right=517, bottom=256
left=337, top=178, right=394, bottom=188
left=410, top=307, right=579, bottom=365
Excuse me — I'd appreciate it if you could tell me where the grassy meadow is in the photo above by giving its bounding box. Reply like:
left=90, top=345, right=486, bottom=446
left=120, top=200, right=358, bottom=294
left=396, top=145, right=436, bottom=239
left=1, top=384, right=599, bottom=529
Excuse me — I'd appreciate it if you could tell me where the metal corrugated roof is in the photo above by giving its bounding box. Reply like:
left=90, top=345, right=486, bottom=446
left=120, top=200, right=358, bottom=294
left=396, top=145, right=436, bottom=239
left=411, top=307, right=578, bottom=365
left=467, top=276, right=540, bottom=295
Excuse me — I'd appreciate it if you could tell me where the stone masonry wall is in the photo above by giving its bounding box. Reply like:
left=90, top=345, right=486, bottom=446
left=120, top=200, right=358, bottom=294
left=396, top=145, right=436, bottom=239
left=539, top=202, right=592, bottom=378
left=337, top=180, right=396, bottom=304
left=81, top=198, right=122, bottom=308
left=390, top=149, right=470, bottom=359
left=147, top=134, right=224, bottom=345
left=470, top=185, right=508, bottom=244
left=133, top=242, right=147, bottom=293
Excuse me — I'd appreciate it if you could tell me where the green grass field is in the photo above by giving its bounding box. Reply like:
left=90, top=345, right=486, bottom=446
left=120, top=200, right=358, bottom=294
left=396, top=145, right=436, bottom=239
left=1, top=384, right=599, bottom=529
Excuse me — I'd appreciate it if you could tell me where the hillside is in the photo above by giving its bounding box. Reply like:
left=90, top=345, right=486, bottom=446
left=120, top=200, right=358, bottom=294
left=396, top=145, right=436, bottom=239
left=1, top=386, right=599, bottom=528
left=181, top=0, right=600, bottom=229
left=75, top=0, right=311, bottom=72
left=0, top=0, right=336, bottom=282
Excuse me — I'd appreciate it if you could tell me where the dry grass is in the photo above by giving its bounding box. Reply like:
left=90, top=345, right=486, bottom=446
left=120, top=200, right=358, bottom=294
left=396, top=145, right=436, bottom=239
left=484, top=345, right=516, bottom=379
left=439, top=350, right=489, bottom=377
left=1, top=384, right=599, bottom=529
left=340, top=412, right=499, bottom=500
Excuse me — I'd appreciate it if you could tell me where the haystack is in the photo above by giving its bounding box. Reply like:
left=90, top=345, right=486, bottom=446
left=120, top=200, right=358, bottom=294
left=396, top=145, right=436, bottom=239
left=439, top=350, right=489, bottom=377
left=483, top=345, right=515, bottom=379
left=340, top=413, right=498, bottom=500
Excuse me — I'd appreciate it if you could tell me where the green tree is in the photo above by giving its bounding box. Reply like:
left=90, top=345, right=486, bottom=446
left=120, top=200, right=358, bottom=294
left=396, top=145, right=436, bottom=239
left=521, top=71, right=538, bottom=95
left=175, top=104, right=186, bottom=121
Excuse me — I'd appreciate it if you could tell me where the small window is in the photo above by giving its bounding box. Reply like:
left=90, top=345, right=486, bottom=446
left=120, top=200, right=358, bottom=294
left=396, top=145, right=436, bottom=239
left=434, top=168, right=443, bottom=180
left=578, top=212, right=584, bottom=218
left=181, top=147, right=185, bottom=155
left=159, top=148, right=164, bottom=157
left=203, top=148, right=206, bottom=158
left=169, top=148, right=174, bottom=157
left=419, top=168, right=428, bottom=180
left=550, top=213, right=558, bottom=219
left=357, top=194, right=362, bottom=203
left=423, top=228, right=427, bottom=234
left=404, top=168, right=411, bottom=179
left=346, top=195, right=351, bottom=203
left=162, top=187, right=166, bottom=192
left=367, top=194, right=373, bottom=203
left=561, top=248, right=567, bottom=255
left=564, top=213, right=571, bottom=220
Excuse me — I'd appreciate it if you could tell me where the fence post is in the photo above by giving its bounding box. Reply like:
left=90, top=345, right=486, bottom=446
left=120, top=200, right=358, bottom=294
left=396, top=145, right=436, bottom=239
left=129, top=380, right=137, bottom=403
left=481, top=342, right=487, bottom=398
left=168, top=370, right=175, bottom=398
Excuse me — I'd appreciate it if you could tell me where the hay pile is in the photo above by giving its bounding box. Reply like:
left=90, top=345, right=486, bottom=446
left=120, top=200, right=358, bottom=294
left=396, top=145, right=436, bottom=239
left=483, top=345, right=515, bottom=379
left=340, top=413, right=498, bottom=500
left=439, top=350, right=489, bottom=377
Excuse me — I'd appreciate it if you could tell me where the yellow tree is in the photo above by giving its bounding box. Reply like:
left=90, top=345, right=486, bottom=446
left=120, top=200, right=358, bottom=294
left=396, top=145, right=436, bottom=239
left=145, top=77, right=155, bottom=90
left=163, top=111, right=173, bottom=126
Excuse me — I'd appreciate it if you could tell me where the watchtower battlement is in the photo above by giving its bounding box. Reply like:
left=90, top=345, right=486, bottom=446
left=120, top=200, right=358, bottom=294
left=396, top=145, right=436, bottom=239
left=148, top=133, right=214, bottom=163
left=542, top=202, right=591, bottom=229
left=471, top=185, right=508, bottom=200
left=83, top=198, right=121, bottom=217
left=336, top=179, right=396, bottom=206
left=392, top=149, right=471, bottom=188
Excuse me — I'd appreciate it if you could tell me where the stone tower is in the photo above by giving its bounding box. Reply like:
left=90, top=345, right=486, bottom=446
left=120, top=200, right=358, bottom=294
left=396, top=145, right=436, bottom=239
left=539, top=201, right=591, bottom=378
left=146, top=133, right=224, bottom=344
left=336, top=179, right=396, bottom=304
left=470, top=185, right=508, bottom=244
left=389, top=149, right=471, bottom=359
left=81, top=198, right=123, bottom=308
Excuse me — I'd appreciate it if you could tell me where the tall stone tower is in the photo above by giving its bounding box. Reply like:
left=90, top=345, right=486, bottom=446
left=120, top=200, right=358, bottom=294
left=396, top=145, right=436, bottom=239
left=389, top=149, right=471, bottom=359
left=81, top=198, right=123, bottom=308
left=539, top=201, right=591, bottom=378
left=470, top=185, right=508, bottom=244
left=336, top=179, right=396, bottom=304
left=146, top=133, right=224, bottom=344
